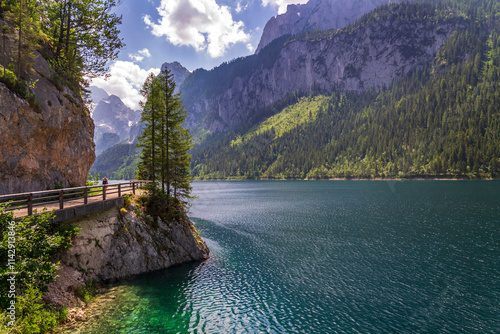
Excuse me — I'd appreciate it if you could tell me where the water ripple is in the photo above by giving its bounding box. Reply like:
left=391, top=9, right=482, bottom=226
left=69, top=181, right=500, bottom=333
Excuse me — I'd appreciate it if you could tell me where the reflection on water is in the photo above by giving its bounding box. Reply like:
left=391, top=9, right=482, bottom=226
left=67, top=181, right=500, bottom=333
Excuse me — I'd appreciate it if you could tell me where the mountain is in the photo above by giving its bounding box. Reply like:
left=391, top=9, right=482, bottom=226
left=189, top=0, right=500, bottom=180
left=255, top=0, right=399, bottom=54
left=161, top=61, right=191, bottom=92
left=90, top=143, right=140, bottom=180
left=88, top=85, right=109, bottom=108
left=180, top=1, right=460, bottom=135
left=92, top=94, right=141, bottom=154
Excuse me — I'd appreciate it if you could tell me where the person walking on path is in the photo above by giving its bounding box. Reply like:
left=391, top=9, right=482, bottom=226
left=102, top=177, right=108, bottom=190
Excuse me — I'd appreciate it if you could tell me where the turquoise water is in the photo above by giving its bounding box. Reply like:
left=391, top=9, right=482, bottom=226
left=75, top=181, right=499, bottom=333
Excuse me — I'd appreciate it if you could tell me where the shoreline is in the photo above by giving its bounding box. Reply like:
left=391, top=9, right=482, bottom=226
left=193, top=176, right=499, bottom=181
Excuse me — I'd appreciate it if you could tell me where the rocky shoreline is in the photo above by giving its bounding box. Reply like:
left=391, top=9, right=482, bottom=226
left=43, top=198, right=209, bottom=330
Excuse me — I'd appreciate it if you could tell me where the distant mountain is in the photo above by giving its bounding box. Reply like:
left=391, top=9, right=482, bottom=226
left=188, top=0, right=500, bottom=180
left=89, top=61, right=189, bottom=178
left=92, top=94, right=141, bottom=154
left=88, top=85, right=109, bottom=106
left=161, top=61, right=191, bottom=93
left=255, top=0, right=398, bottom=54
left=180, top=1, right=458, bottom=135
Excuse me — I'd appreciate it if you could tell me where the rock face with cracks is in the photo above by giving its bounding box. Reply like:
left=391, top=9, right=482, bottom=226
left=185, top=19, right=459, bottom=134
left=44, top=205, right=209, bottom=307
left=0, top=52, right=95, bottom=195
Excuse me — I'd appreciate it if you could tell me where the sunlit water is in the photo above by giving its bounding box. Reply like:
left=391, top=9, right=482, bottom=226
left=67, top=181, right=499, bottom=333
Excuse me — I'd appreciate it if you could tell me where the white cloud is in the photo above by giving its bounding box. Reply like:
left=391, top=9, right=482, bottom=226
left=235, top=1, right=248, bottom=13
left=91, top=61, right=160, bottom=110
left=144, top=0, right=250, bottom=58
left=128, top=53, right=144, bottom=62
left=128, top=48, right=152, bottom=63
left=261, top=0, right=308, bottom=14
left=138, top=48, right=151, bottom=58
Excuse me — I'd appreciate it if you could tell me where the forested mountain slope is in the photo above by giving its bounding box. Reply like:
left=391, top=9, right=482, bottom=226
left=181, top=1, right=465, bottom=135
left=190, top=0, right=500, bottom=179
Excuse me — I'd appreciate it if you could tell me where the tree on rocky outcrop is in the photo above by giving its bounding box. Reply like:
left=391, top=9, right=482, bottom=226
left=137, top=68, right=193, bottom=203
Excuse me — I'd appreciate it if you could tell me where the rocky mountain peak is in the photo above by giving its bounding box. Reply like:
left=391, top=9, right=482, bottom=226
left=255, top=0, right=399, bottom=54
left=92, top=94, right=141, bottom=155
left=161, top=61, right=191, bottom=90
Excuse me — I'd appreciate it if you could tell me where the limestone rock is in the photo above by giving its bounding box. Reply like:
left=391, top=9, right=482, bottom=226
left=256, top=0, right=398, bottom=54
left=0, top=53, right=95, bottom=195
left=185, top=19, right=458, bottom=134
left=44, top=205, right=209, bottom=307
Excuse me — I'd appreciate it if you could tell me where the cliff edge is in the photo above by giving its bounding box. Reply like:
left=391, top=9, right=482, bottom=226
left=44, top=201, right=209, bottom=308
left=0, top=52, right=95, bottom=195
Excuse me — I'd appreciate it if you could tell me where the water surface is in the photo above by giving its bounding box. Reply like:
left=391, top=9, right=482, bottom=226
left=70, top=181, right=500, bottom=333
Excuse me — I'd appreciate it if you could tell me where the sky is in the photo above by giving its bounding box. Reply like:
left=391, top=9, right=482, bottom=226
left=91, top=0, right=309, bottom=110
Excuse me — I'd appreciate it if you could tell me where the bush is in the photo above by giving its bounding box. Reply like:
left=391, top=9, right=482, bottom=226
left=0, top=204, right=80, bottom=331
left=74, top=279, right=98, bottom=305
left=139, top=183, right=183, bottom=224
left=123, top=193, right=133, bottom=208
left=9, top=287, right=60, bottom=334
left=0, top=66, right=41, bottom=112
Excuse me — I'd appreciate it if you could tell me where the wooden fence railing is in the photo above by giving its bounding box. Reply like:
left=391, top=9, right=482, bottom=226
left=0, top=180, right=151, bottom=216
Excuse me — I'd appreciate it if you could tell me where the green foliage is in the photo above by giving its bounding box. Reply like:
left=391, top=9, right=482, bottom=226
left=0, top=0, right=123, bottom=95
left=8, top=286, right=60, bottom=334
left=138, top=183, right=185, bottom=224
left=191, top=2, right=500, bottom=180
left=123, top=193, right=133, bottom=208
left=74, top=279, right=98, bottom=305
left=86, top=172, right=100, bottom=186
left=137, top=68, right=193, bottom=201
left=0, top=204, right=79, bottom=331
left=231, top=95, right=326, bottom=148
left=0, top=66, right=39, bottom=110
left=0, top=206, right=80, bottom=308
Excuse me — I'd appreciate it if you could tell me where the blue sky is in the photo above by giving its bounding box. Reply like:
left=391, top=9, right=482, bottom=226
left=91, top=0, right=308, bottom=110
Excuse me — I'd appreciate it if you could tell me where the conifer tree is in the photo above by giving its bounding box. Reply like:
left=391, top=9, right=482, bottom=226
left=137, top=68, right=193, bottom=202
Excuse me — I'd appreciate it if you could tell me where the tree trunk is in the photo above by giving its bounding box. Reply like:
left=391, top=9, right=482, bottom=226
left=165, top=72, right=170, bottom=197
left=65, top=1, right=72, bottom=70
left=17, top=0, right=22, bottom=78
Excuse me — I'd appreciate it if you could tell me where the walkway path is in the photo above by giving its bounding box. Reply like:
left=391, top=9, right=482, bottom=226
left=0, top=181, right=149, bottom=222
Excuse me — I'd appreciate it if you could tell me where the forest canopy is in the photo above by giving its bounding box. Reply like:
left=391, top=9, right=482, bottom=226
left=0, top=0, right=123, bottom=93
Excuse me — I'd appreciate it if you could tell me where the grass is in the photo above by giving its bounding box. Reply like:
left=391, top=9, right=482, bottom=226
left=231, top=95, right=328, bottom=147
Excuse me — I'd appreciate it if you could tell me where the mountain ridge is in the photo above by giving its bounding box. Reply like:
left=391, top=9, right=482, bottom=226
left=255, top=0, right=400, bottom=54
left=181, top=3, right=462, bottom=135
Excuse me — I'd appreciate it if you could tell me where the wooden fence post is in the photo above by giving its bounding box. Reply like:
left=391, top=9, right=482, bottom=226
left=103, top=186, right=106, bottom=201
left=59, top=191, right=63, bottom=209
left=132, top=182, right=135, bottom=195
left=27, top=194, right=33, bottom=216
left=118, top=184, right=121, bottom=198
left=84, top=188, right=88, bottom=204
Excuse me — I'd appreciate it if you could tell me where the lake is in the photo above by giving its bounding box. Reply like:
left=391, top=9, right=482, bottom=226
left=68, top=180, right=499, bottom=333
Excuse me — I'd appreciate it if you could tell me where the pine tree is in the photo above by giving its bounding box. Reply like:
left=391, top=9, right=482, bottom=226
left=137, top=67, right=193, bottom=202
left=3, top=0, right=45, bottom=79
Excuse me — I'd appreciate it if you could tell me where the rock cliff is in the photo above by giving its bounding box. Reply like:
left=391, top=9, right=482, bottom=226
left=0, top=53, right=95, bottom=195
left=44, top=203, right=209, bottom=307
left=184, top=18, right=460, bottom=134
left=256, top=0, right=398, bottom=54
